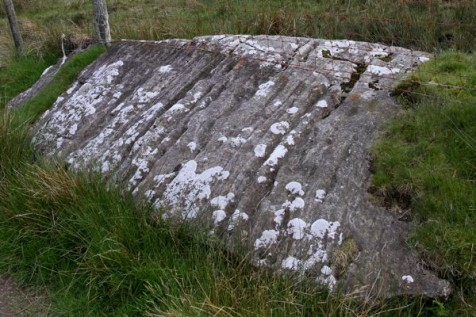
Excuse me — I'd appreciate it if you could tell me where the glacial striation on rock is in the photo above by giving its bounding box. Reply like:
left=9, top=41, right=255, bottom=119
left=32, top=35, right=450, bottom=298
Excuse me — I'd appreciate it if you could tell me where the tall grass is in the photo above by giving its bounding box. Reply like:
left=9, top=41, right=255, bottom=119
left=1, top=0, right=475, bottom=64
left=0, top=53, right=58, bottom=109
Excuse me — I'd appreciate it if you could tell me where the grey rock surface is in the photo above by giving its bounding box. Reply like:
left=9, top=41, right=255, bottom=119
left=32, top=35, right=450, bottom=298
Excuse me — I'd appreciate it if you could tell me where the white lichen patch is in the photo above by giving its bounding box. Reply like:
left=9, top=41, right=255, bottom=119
left=254, top=229, right=279, bottom=250
left=64, top=99, right=164, bottom=171
left=68, top=124, right=78, bottom=136
left=282, top=256, right=301, bottom=271
left=134, top=88, right=160, bottom=103
left=316, top=100, right=328, bottom=108
left=192, top=92, right=203, bottom=104
left=129, top=146, right=159, bottom=187
left=283, top=197, right=305, bottom=211
left=270, top=121, right=289, bottom=135
left=210, top=193, right=235, bottom=210
left=363, top=47, right=386, bottom=63
left=257, top=176, right=267, bottom=183
left=153, top=172, right=175, bottom=185
left=402, top=275, right=414, bottom=283
left=212, top=210, right=227, bottom=225
left=310, top=219, right=340, bottom=239
left=256, top=259, right=268, bottom=267
left=144, top=189, right=155, bottom=200
left=317, top=274, right=337, bottom=291
left=66, top=82, right=79, bottom=94
left=127, top=105, right=166, bottom=149
left=227, top=209, right=249, bottom=231
left=321, top=265, right=332, bottom=276
left=241, top=127, right=254, bottom=133
left=254, top=144, right=267, bottom=158
left=155, top=160, right=230, bottom=219
left=303, top=245, right=328, bottom=270
left=187, top=142, right=197, bottom=152
left=273, top=100, right=283, bottom=107
left=166, top=103, right=188, bottom=115
left=367, top=65, right=401, bottom=76
left=229, top=137, right=247, bottom=147
left=317, top=265, right=338, bottom=290
left=38, top=73, right=122, bottom=151
left=315, top=189, right=326, bottom=203
left=159, top=65, right=173, bottom=73
left=285, top=181, right=304, bottom=196
left=264, top=145, right=288, bottom=166
left=287, top=107, right=299, bottom=114
left=95, top=60, right=124, bottom=85
left=256, top=80, right=275, bottom=97
left=338, top=233, right=343, bottom=245
left=287, top=218, right=308, bottom=240
left=274, top=209, right=285, bottom=227
left=285, top=135, right=295, bottom=146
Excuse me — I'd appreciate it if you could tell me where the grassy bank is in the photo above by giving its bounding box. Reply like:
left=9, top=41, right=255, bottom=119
left=371, top=52, right=476, bottom=314
left=0, top=53, right=57, bottom=108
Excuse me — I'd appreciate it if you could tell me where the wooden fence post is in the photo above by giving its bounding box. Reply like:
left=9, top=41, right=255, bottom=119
left=2, top=0, right=24, bottom=54
left=92, top=0, right=111, bottom=46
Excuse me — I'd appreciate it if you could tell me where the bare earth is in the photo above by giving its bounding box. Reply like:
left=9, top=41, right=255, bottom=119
left=0, top=276, right=49, bottom=317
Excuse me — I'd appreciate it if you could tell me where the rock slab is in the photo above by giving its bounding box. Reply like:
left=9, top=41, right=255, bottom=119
left=32, top=35, right=450, bottom=298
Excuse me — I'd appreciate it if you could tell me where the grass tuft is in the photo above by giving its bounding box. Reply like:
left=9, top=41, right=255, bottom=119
left=0, top=53, right=58, bottom=110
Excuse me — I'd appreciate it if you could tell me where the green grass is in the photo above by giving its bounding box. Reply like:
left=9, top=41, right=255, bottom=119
left=0, top=53, right=58, bottom=109
left=371, top=52, right=476, bottom=314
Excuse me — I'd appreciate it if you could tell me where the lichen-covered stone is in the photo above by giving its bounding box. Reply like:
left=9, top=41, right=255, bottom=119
left=32, top=35, right=450, bottom=298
